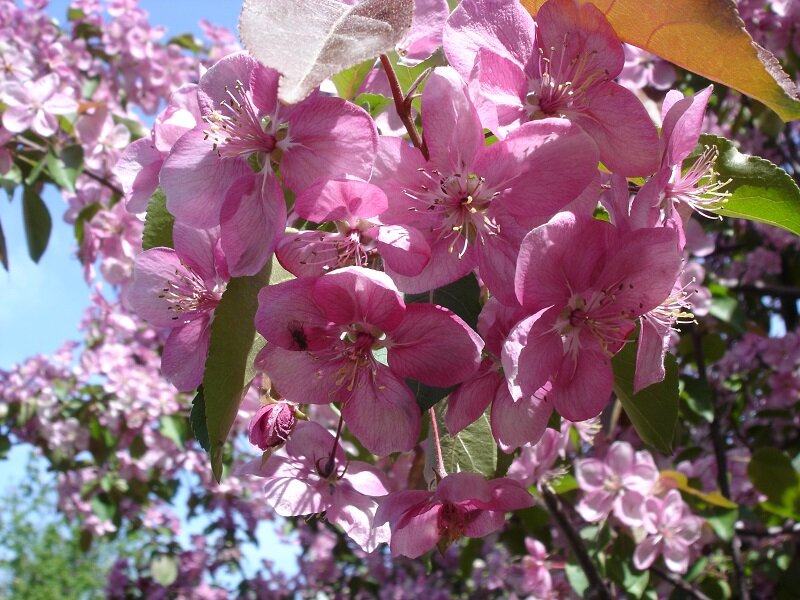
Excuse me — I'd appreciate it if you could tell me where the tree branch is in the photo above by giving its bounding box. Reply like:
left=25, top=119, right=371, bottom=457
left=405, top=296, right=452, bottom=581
left=378, top=54, right=430, bottom=162
left=650, top=565, right=713, bottom=600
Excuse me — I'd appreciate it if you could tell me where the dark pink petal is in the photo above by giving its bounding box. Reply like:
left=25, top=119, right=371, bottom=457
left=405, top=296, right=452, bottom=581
left=342, top=366, right=420, bottom=455
left=500, top=119, right=599, bottom=222
left=444, top=0, right=535, bottom=78
left=255, top=344, right=343, bottom=405
left=477, top=297, right=527, bottom=358
left=487, top=478, right=534, bottom=511
left=436, top=472, right=492, bottom=504
left=161, top=128, right=251, bottom=229
left=282, top=95, right=377, bottom=192
left=248, top=62, right=281, bottom=117
left=114, top=138, right=162, bottom=213
left=286, top=421, right=345, bottom=468
left=376, top=490, right=433, bottom=527
left=491, top=386, right=552, bottom=452
left=501, top=309, right=561, bottom=401
left=446, top=362, right=500, bottom=435
left=389, top=504, right=440, bottom=558
left=572, top=81, right=659, bottom=176
left=476, top=231, right=523, bottom=306
left=469, top=48, right=527, bottom=136
left=550, top=346, right=614, bottom=421
left=255, top=278, right=329, bottom=350
left=328, top=485, right=389, bottom=552
left=220, top=172, right=286, bottom=277
left=376, top=224, right=431, bottom=277
left=535, top=0, right=624, bottom=81
left=383, top=236, right=477, bottom=294
left=161, top=315, right=211, bottom=391
left=313, top=267, right=405, bottom=333
left=463, top=509, right=506, bottom=538
left=295, top=179, right=387, bottom=223
left=421, top=68, right=484, bottom=174
left=660, top=85, right=713, bottom=167
left=388, top=303, right=483, bottom=387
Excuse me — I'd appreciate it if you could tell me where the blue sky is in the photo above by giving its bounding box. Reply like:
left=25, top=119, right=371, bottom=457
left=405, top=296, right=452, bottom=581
left=2, top=0, right=300, bottom=578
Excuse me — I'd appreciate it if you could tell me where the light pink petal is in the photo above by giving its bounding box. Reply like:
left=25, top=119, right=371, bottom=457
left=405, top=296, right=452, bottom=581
left=501, top=309, right=561, bottom=401
left=161, top=315, right=211, bottom=391
left=469, top=48, right=527, bottom=136
left=0, top=82, right=29, bottom=107
left=31, top=73, right=59, bottom=101
left=262, top=477, right=328, bottom=517
left=443, top=0, right=534, bottom=78
left=397, top=0, right=449, bottom=62
left=198, top=52, right=260, bottom=114
left=486, top=478, right=534, bottom=511
left=576, top=490, right=616, bottom=522
left=574, top=459, right=607, bottom=491
left=663, top=543, right=690, bottom=574
left=1, top=105, right=33, bottom=133
left=491, top=385, right=552, bottom=452
left=114, top=138, right=163, bottom=213
left=342, top=366, right=420, bottom=455
left=329, top=485, right=389, bottom=552
left=220, top=172, right=286, bottom=277
left=276, top=230, right=340, bottom=277
left=614, top=490, right=646, bottom=527
left=161, top=128, right=251, bottom=229
left=606, top=442, right=635, bottom=475
left=376, top=224, right=431, bottom=277
left=550, top=346, right=614, bottom=422
left=295, top=179, right=386, bottom=223
left=383, top=237, right=477, bottom=294
left=388, top=303, right=483, bottom=388
left=633, top=536, right=662, bottom=571
left=345, top=462, right=391, bottom=497
left=249, top=62, right=281, bottom=116
left=313, top=267, right=405, bottom=332
left=282, top=95, right=377, bottom=192
left=436, top=472, right=492, bottom=504
left=286, top=421, right=343, bottom=466
left=573, top=81, right=659, bottom=176
left=42, top=93, right=79, bottom=115
left=32, top=110, right=58, bottom=137
left=172, top=222, right=221, bottom=285
left=446, top=362, right=499, bottom=435
left=420, top=67, right=484, bottom=174
left=634, top=316, right=671, bottom=393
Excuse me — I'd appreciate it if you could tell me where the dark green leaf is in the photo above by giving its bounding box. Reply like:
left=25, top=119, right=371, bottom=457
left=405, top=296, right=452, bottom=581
left=24, top=157, right=46, bottom=187
left=0, top=217, right=7, bottom=271
left=0, top=163, right=21, bottom=199
left=22, top=187, right=51, bottom=263
left=612, top=338, right=679, bottom=454
left=332, top=59, right=374, bottom=100
left=190, top=387, right=210, bottom=452
left=142, top=189, right=174, bottom=251
left=434, top=403, right=497, bottom=478
left=405, top=273, right=482, bottom=330
left=748, top=447, right=800, bottom=519
left=46, top=145, right=83, bottom=193
left=408, top=378, right=453, bottom=412
left=202, top=257, right=291, bottom=481
left=699, top=134, right=800, bottom=236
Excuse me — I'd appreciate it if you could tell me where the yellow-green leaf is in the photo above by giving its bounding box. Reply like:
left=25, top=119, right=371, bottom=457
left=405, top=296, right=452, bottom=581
left=521, top=0, right=800, bottom=121
left=660, top=470, right=738, bottom=509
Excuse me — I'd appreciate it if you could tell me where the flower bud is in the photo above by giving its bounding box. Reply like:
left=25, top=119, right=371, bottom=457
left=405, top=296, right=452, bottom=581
left=248, top=401, right=296, bottom=450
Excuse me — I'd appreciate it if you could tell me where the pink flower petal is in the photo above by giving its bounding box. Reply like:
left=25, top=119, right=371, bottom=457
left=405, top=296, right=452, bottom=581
left=446, top=362, right=499, bottom=435
left=161, top=315, right=211, bottom=391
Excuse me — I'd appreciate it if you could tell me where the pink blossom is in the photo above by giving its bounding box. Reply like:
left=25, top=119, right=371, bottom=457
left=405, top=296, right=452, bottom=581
left=376, top=472, right=533, bottom=558
left=504, top=212, right=682, bottom=421
left=575, top=441, right=659, bottom=525
left=633, top=489, right=704, bottom=573
left=239, top=421, right=391, bottom=552
left=444, top=0, right=659, bottom=175
left=255, top=266, right=483, bottom=455
left=1, top=73, right=78, bottom=137
left=126, top=224, right=229, bottom=391
left=373, top=67, right=598, bottom=303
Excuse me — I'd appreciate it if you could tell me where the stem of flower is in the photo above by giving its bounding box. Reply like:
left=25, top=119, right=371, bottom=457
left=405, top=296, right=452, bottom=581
left=429, top=407, right=446, bottom=481
left=541, top=486, right=612, bottom=600
left=323, top=412, right=345, bottom=478
left=378, top=54, right=430, bottom=162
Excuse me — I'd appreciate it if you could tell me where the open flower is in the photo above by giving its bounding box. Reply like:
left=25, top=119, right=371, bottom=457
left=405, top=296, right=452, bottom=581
left=376, top=472, right=532, bottom=558
left=255, top=267, right=483, bottom=455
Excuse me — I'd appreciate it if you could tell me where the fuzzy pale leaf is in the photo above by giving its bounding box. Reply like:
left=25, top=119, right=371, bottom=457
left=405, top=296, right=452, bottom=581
left=239, top=0, right=413, bottom=104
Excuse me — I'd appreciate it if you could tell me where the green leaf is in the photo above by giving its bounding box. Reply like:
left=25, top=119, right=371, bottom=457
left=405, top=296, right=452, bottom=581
left=46, top=145, right=83, bottom=193
left=435, top=403, right=497, bottom=478
left=699, top=134, right=800, bottom=236
left=354, top=92, right=393, bottom=118
left=168, top=33, right=203, bottom=53
left=612, top=337, right=679, bottom=454
left=190, top=387, right=210, bottom=452
left=748, top=447, right=800, bottom=519
left=74, top=202, right=101, bottom=246
left=332, top=59, right=374, bottom=100
left=141, top=189, right=174, bottom=251
left=407, top=379, right=453, bottom=413
left=203, top=257, right=291, bottom=481
left=150, top=556, right=179, bottom=587
left=159, top=415, right=187, bottom=449
left=22, top=187, right=51, bottom=263
left=405, top=272, right=482, bottom=330
left=565, top=561, right=591, bottom=596
left=0, top=217, right=8, bottom=271
left=24, top=156, right=46, bottom=187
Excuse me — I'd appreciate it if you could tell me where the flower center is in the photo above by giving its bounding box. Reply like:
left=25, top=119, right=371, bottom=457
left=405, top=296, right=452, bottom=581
left=526, top=41, right=601, bottom=119
left=662, top=145, right=730, bottom=218
left=157, top=264, right=223, bottom=322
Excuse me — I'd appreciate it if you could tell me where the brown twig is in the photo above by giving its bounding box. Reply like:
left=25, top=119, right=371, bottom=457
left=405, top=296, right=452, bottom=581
left=650, top=565, right=714, bottom=600
left=378, top=54, right=430, bottom=161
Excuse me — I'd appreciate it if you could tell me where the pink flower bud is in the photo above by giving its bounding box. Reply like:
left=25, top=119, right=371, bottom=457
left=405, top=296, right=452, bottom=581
left=248, top=401, right=296, bottom=451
